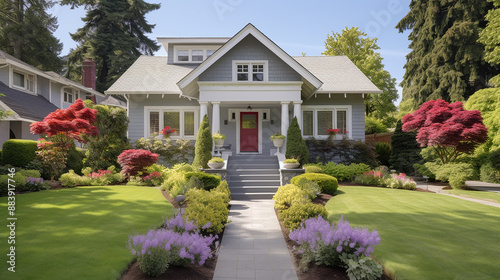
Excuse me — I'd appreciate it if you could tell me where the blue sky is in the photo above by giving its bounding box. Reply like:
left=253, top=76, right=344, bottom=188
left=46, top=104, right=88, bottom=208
left=52, top=0, right=411, bottom=104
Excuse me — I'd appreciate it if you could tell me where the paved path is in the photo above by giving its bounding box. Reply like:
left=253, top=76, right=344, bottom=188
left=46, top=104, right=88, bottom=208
left=415, top=180, right=500, bottom=208
left=213, top=199, right=298, bottom=280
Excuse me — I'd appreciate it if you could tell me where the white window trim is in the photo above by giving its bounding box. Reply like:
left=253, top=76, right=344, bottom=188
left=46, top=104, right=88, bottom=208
left=301, top=105, right=352, bottom=140
left=62, top=87, right=80, bottom=105
left=10, top=67, right=37, bottom=94
left=144, top=106, right=199, bottom=140
left=232, top=60, right=269, bottom=82
left=173, top=45, right=220, bottom=64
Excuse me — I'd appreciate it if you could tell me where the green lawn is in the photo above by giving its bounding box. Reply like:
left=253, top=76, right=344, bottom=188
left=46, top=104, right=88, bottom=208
left=0, top=186, right=174, bottom=280
left=326, top=186, right=500, bottom=280
left=444, top=189, right=500, bottom=204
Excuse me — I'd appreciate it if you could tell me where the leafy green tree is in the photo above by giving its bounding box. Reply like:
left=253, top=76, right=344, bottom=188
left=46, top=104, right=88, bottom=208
left=63, top=0, right=160, bottom=92
left=193, top=115, right=212, bottom=169
left=479, top=0, right=500, bottom=87
left=465, top=88, right=500, bottom=152
left=389, top=120, right=422, bottom=174
left=0, top=0, right=63, bottom=72
left=285, top=117, right=309, bottom=166
left=323, top=27, right=398, bottom=127
left=0, top=94, right=13, bottom=120
left=396, top=0, right=496, bottom=110
left=365, top=116, right=389, bottom=135
left=82, top=100, right=131, bottom=171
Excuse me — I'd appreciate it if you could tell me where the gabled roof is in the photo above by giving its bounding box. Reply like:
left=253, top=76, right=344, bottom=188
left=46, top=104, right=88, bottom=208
left=0, top=50, right=104, bottom=97
left=105, top=56, right=195, bottom=94
left=177, top=23, right=323, bottom=99
left=100, top=95, right=127, bottom=108
left=0, top=81, right=58, bottom=122
left=293, top=56, right=382, bottom=94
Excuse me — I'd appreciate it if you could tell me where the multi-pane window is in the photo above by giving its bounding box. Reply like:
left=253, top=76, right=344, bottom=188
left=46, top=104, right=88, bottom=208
left=237, top=64, right=249, bottom=81
left=302, top=107, right=350, bottom=138
left=64, top=89, right=74, bottom=103
left=177, top=50, right=189, bottom=62
left=13, top=71, right=35, bottom=93
left=147, top=108, right=198, bottom=138
left=234, top=62, right=266, bottom=82
left=191, top=50, right=203, bottom=62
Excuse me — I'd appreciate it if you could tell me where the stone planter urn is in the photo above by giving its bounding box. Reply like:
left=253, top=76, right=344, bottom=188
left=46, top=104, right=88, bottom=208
left=283, top=163, right=300, bottom=169
left=208, top=162, right=224, bottom=169
left=214, top=138, right=224, bottom=148
left=273, top=138, right=284, bottom=148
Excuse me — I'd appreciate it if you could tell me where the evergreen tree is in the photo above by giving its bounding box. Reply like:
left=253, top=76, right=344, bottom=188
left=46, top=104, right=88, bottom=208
left=323, top=27, right=398, bottom=127
left=0, top=0, right=63, bottom=72
left=396, top=0, right=496, bottom=110
left=285, top=117, right=309, bottom=166
left=479, top=0, right=500, bottom=87
left=193, top=115, right=212, bottom=169
left=389, top=119, right=422, bottom=174
left=64, top=0, right=160, bottom=92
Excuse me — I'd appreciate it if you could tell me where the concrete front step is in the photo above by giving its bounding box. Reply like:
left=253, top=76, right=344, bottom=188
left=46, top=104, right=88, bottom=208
left=229, top=185, right=279, bottom=192
left=230, top=192, right=277, bottom=200
left=228, top=174, right=280, bottom=181
left=227, top=163, right=279, bottom=169
left=230, top=168, right=280, bottom=175
left=230, top=180, right=281, bottom=187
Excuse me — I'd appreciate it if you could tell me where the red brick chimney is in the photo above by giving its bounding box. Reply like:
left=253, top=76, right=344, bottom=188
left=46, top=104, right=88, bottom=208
left=82, top=58, right=96, bottom=90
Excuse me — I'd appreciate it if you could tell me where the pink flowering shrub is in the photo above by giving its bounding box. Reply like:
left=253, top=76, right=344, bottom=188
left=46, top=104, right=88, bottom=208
left=289, top=215, right=381, bottom=276
left=142, top=171, right=163, bottom=186
left=59, top=166, right=123, bottom=187
left=117, top=149, right=159, bottom=177
left=386, top=173, right=416, bottom=190
left=354, top=170, right=385, bottom=187
left=128, top=215, right=217, bottom=277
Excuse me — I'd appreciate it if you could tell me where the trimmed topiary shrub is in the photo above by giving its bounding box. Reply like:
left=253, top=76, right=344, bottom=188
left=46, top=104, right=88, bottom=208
left=2, top=139, right=38, bottom=167
left=193, top=114, right=212, bottom=169
left=389, top=120, right=423, bottom=174
left=279, top=202, right=328, bottom=230
left=286, top=116, right=309, bottom=166
left=374, top=142, right=391, bottom=167
left=185, top=172, right=221, bottom=191
left=291, top=173, right=338, bottom=195
left=273, top=184, right=310, bottom=210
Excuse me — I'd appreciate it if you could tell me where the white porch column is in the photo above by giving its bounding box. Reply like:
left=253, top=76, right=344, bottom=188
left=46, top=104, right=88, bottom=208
left=199, top=101, right=208, bottom=123
left=212, top=102, right=220, bottom=135
left=293, top=100, right=303, bottom=129
left=281, top=101, right=290, bottom=137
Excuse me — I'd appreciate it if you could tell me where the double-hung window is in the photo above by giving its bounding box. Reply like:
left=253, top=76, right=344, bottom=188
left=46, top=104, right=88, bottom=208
left=64, top=88, right=79, bottom=103
left=12, top=71, right=35, bottom=93
left=233, top=61, right=268, bottom=82
left=174, top=46, right=219, bottom=63
left=146, top=107, right=198, bottom=139
left=301, top=106, right=351, bottom=139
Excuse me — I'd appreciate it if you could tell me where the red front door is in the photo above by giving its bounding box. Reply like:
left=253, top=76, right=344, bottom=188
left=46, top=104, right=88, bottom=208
left=240, top=112, right=259, bottom=152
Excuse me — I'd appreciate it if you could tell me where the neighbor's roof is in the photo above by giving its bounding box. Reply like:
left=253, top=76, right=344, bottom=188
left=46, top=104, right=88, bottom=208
left=0, top=81, right=59, bottom=122
left=100, top=95, right=127, bottom=108
left=292, top=56, right=382, bottom=94
left=0, top=50, right=104, bottom=97
left=106, top=56, right=196, bottom=94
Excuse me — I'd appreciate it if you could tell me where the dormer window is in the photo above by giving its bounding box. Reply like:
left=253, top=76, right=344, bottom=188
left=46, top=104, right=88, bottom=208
left=177, top=50, right=189, bottom=62
left=191, top=50, right=203, bottom=61
left=12, top=71, right=35, bottom=93
left=64, top=88, right=80, bottom=103
left=233, top=61, right=268, bottom=82
left=173, top=45, right=219, bottom=63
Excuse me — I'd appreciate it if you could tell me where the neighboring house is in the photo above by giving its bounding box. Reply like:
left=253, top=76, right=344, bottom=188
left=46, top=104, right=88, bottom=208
left=106, top=24, right=381, bottom=155
left=100, top=95, right=127, bottom=109
left=0, top=51, right=106, bottom=146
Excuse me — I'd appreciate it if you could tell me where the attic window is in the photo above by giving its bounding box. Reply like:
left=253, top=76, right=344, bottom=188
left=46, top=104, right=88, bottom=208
left=233, top=61, right=268, bottom=82
left=191, top=50, right=203, bottom=61
left=12, top=71, right=35, bottom=93
left=173, top=46, right=220, bottom=63
left=177, top=50, right=189, bottom=62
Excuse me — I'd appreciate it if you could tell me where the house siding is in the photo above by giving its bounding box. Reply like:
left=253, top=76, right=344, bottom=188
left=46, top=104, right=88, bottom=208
left=128, top=94, right=200, bottom=142
left=199, top=35, right=301, bottom=82
left=37, top=76, right=50, bottom=100
left=302, top=94, right=365, bottom=141
left=51, top=82, right=62, bottom=108
left=0, top=67, right=8, bottom=85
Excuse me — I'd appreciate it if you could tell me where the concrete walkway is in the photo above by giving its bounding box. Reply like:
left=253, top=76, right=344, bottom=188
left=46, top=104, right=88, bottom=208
left=213, top=199, right=298, bottom=280
left=415, top=180, right=500, bottom=208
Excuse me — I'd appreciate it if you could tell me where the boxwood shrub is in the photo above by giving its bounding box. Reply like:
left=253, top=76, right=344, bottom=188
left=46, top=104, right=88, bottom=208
left=185, top=172, right=221, bottom=191
left=273, top=184, right=310, bottom=210
left=279, top=202, right=328, bottom=230
left=291, top=173, right=338, bottom=195
left=2, top=139, right=38, bottom=167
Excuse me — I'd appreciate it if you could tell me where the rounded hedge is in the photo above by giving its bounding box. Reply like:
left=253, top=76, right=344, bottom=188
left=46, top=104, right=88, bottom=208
left=2, top=139, right=38, bottom=167
left=291, top=173, right=338, bottom=195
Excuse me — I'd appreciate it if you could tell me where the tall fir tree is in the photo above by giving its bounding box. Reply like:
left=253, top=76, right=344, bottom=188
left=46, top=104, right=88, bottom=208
left=323, top=27, right=398, bottom=127
left=389, top=119, right=422, bottom=175
left=0, top=0, right=63, bottom=72
left=64, top=0, right=160, bottom=92
left=396, top=0, right=496, bottom=111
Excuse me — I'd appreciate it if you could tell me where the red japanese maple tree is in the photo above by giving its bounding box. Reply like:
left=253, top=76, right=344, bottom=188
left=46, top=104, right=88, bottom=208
left=30, top=99, right=98, bottom=142
left=117, top=149, right=159, bottom=177
left=402, top=99, right=488, bottom=163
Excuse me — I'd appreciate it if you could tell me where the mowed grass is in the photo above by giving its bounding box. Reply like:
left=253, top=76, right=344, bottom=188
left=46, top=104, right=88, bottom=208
left=444, top=189, right=500, bottom=204
left=326, top=186, right=500, bottom=280
left=0, top=186, right=174, bottom=280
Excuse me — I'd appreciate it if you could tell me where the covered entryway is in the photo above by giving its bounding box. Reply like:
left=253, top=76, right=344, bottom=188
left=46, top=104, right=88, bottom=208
left=240, top=112, right=259, bottom=152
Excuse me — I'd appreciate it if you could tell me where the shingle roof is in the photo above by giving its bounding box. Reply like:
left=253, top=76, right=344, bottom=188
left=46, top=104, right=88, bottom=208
left=100, top=95, right=127, bottom=108
left=106, top=56, right=196, bottom=94
left=106, top=55, right=381, bottom=95
left=0, top=81, right=58, bottom=122
left=292, top=56, right=381, bottom=93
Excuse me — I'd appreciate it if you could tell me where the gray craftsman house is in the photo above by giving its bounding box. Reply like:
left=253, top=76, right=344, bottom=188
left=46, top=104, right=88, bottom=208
left=107, top=24, right=381, bottom=156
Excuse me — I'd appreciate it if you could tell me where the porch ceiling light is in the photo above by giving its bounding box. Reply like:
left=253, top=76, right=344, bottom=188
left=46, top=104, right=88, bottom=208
left=247, top=104, right=252, bottom=111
